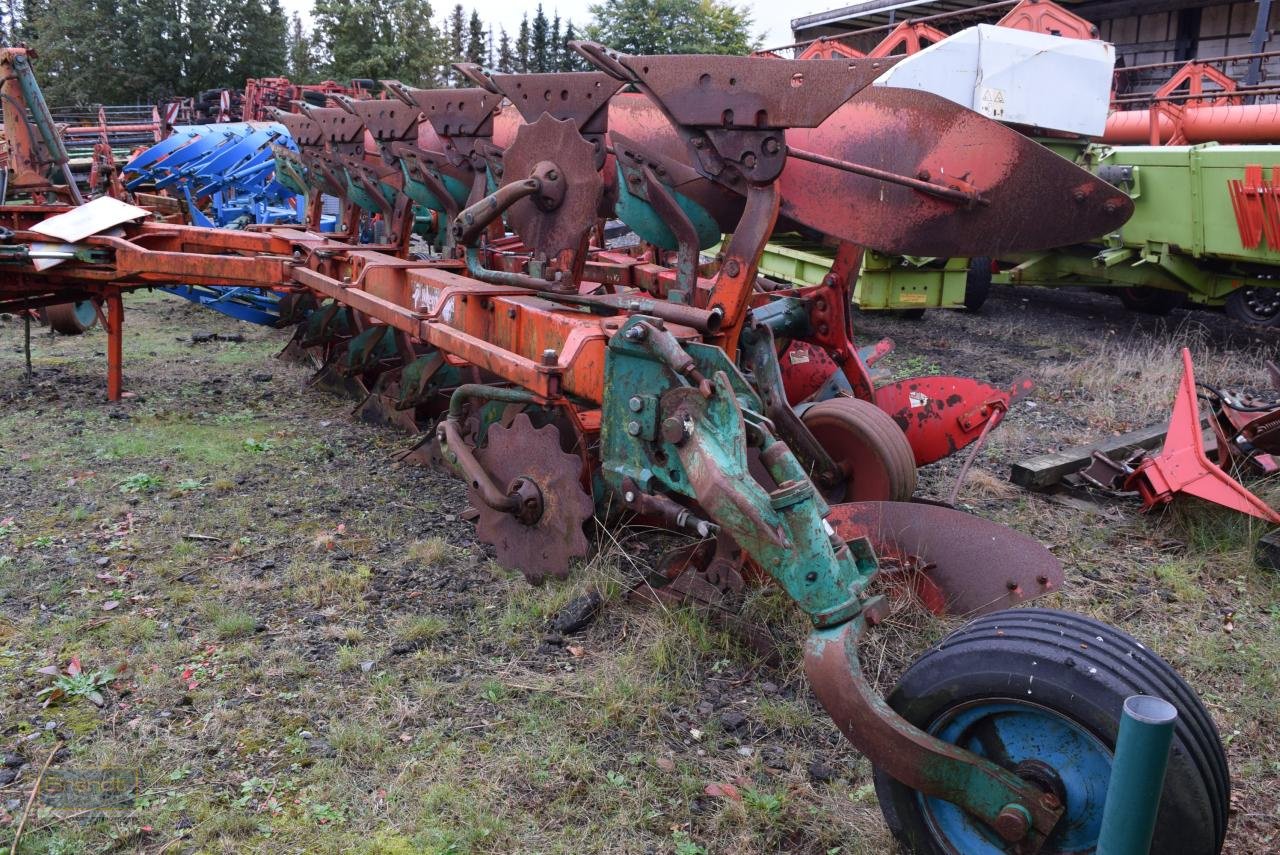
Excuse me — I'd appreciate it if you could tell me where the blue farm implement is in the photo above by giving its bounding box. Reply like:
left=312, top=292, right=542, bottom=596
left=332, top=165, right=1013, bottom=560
left=121, top=122, right=309, bottom=324
left=122, top=122, right=302, bottom=228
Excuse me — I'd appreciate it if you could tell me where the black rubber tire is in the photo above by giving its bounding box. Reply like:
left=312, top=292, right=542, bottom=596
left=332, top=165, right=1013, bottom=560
left=1224, top=287, right=1280, bottom=327
left=964, top=257, right=992, bottom=311
left=43, top=301, right=99, bottom=335
left=801, top=397, right=917, bottom=502
left=1117, top=286, right=1186, bottom=316
left=874, top=608, right=1229, bottom=855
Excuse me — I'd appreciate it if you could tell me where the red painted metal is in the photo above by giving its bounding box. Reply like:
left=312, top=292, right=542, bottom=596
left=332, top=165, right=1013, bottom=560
left=875, top=375, right=1031, bottom=466
left=1106, top=65, right=1280, bottom=145
left=1125, top=349, right=1280, bottom=523
left=996, top=0, right=1097, bottom=39
left=780, top=341, right=840, bottom=405
left=867, top=21, right=949, bottom=58
left=796, top=39, right=865, bottom=60
left=1225, top=164, right=1280, bottom=250
left=106, top=293, right=123, bottom=401
left=1153, top=62, right=1241, bottom=108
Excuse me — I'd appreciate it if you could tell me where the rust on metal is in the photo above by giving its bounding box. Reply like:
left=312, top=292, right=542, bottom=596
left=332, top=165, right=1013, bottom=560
left=781, top=87, right=1134, bottom=257
left=470, top=413, right=594, bottom=583
left=825, top=501, right=1064, bottom=615
left=804, top=618, right=1064, bottom=853
left=498, top=115, right=603, bottom=259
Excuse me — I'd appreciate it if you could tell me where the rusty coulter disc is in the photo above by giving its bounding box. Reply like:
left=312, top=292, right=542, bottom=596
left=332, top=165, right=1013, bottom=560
left=500, top=115, right=603, bottom=259
left=471, top=413, right=594, bottom=584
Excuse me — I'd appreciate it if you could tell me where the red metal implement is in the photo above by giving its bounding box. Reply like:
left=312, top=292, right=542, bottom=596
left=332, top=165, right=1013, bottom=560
left=1126, top=349, right=1280, bottom=523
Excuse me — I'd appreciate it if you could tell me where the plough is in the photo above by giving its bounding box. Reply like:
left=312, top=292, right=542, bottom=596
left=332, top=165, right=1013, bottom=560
left=0, top=45, right=1230, bottom=853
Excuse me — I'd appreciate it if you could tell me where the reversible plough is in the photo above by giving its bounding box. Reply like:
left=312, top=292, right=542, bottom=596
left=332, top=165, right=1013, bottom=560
left=0, top=45, right=1230, bottom=853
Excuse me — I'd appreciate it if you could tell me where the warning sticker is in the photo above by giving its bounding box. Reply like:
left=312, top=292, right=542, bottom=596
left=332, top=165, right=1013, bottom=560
left=980, top=87, right=1006, bottom=119
left=908, top=391, right=930, bottom=409
left=412, top=284, right=453, bottom=323
left=789, top=348, right=811, bottom=365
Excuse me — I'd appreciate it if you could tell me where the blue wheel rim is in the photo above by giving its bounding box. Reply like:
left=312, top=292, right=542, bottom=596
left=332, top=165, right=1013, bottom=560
left=72, top=301, right=97, bottom=327
left=917, top=700, right=1113, bottom=853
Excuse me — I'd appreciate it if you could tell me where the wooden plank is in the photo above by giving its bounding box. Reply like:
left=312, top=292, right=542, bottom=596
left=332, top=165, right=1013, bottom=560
left=1010, top=419, right=1214, bottom=490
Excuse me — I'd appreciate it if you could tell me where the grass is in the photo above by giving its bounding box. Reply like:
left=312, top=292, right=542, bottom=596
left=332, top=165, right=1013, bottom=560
left=1, top=291, right=1278, bottom=853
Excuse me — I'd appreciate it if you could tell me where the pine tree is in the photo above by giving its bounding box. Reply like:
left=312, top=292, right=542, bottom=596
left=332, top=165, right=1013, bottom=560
left=15, top=0, right=40, bottom=42
left=497, top=27, right=514, bottom=73
left=33, top=0, right=125, bottom=103
left=287, top=12, right=314, bottom=80
left=465, top=10, right=484, bottom=65
left=486, top=25, right=494, bottom=68
left=586, top=0, right=758, bottom=55
left=531, top=4, right=548, bottom=73
left=228, top=0, right=288, bottom=83
left=314, top=0, right=443, bottom=85
left=562, top=21, right=579, bottom=71
left=447, top=3, right=464, bottom=82
left=516, top=14, right=529, bottom=73
left=388, top=0, right=443, bottom=87
left=550, top=13, right=561, bottom=74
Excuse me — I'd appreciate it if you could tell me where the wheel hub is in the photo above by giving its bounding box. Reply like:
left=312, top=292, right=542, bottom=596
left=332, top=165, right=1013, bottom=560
left=508, top=476, right=545, bottom=526
left=1243, top=286, right=1280, bottom=318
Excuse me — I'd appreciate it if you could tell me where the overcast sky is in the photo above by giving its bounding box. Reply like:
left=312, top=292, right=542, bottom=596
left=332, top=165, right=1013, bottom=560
left=279, top=0, right=832, bottom=53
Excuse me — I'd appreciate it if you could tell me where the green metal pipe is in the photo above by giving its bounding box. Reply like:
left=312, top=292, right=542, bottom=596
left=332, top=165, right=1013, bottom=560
left=1097, top=695, right=1178, bottom=855
left=447, top=383, right=539, bottom=420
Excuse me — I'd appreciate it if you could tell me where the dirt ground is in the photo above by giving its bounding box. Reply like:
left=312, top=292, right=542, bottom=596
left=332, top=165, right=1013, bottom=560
left=0, top=285, right=1277, bottom=854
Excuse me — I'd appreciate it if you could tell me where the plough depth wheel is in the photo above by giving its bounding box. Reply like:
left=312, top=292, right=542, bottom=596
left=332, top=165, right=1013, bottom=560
left=801, top=397, right=917, bottom=502
left=43, top=300, right=99, bottom=335
left=874, top=609, right=1229, bottom=855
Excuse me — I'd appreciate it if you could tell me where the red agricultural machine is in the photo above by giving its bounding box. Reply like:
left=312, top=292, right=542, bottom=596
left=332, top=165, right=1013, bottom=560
left=0, top=43, right=1229, bottom=853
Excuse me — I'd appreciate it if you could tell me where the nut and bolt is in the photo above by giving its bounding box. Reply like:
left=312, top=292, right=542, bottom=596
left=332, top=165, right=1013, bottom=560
left=762, top=137, right=780, bottom=155
left=628, top=396, right=644, bottom=412
left=992, top=804, right=1031, bottom=842
left=660, top=416, right=686, bottom=445
left=624, top=325, right=647, bottom=341
left=723, top=259, right=741, bottom=278
left=542, top=349, right=558, bottom=366
left=626, top=421, right=641, bottom=436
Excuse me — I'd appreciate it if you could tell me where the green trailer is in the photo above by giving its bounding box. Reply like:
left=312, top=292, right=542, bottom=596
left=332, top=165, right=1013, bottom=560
left=746, top=237, right=972, bottom=313
left=756, top=142, right=1280, bottom=325
left=989, top=142, right=1280, bottom=324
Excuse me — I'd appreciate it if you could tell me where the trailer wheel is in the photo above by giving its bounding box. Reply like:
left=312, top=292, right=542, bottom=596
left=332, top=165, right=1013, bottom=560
left=43, top=301, right=99, bottom=335
left=1117, top=287, right=1185, bottom=315
left=801, top=397, right=916, bottom=502
left=1224, top=287, right=1280, bottom=327
left=873, top=608, right=1228, bottom=855
left=963, top=257, right=991, bottom=311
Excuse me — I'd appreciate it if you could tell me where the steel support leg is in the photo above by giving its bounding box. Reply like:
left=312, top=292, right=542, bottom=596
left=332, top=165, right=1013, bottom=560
left=106, top=293, right=123, bottom=401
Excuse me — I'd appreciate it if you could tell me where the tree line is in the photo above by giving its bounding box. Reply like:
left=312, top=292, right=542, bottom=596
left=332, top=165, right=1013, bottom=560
left=1, top=0, right=756, bottom=106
